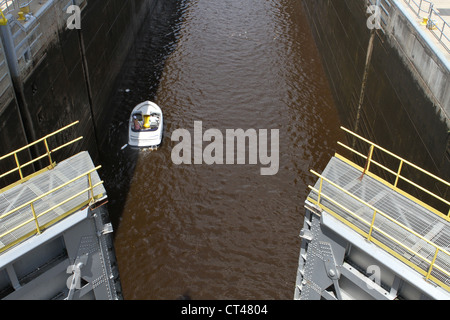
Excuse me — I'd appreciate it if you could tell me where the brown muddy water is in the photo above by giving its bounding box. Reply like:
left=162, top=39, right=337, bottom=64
left=101, top=0, right=344, bottom=300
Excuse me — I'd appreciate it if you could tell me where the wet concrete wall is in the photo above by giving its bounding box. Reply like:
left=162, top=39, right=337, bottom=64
left=0, top=0, right=164, bottom=187
left=0, top=36, right=32, bottom=187
left=301, top=0, right=449, bottom=202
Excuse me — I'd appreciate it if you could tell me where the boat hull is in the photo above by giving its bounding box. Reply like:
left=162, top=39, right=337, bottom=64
left=128, top=101, right=163, bottom=148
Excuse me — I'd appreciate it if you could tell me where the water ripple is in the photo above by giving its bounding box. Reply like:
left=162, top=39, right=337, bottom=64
left=105, top=0, right=344, bottom=300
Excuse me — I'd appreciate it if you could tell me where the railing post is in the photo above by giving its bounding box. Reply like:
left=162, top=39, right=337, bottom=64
left=394, top=160, right=404, bottom=188
left=368, top=209, right=377, bottom=242
left=426, top=247, right=439, bottom=281
left=43, top=138, right=53, bottom=166
left=30, top=203, right=41, bottom=234
left=367, top=145, right=375, bottom=172
left=13, top=152, right=23, bottom=179
left=317, top=177, right=324, bottom=205
left=88, top=172, right=94, bottom=202
left=426, top=3, right=434, bottom=30
left=361, top=144, right=375, bottom=179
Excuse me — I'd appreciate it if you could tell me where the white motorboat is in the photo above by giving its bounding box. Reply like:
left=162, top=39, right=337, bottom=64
left=128, top=101, right=163, bottom=148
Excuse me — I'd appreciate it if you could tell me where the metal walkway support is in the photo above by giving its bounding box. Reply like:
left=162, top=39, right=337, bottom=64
left=295, top=127, right=450, bottom=300
left=0, top=122, right=122, bottom=300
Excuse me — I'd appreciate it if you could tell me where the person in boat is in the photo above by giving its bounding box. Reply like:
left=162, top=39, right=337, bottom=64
left=133, top=115, right=141, bottom=131
left=149, top=113, right=159, bottom=126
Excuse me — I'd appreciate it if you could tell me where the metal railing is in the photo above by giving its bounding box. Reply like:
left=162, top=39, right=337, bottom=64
left=0, top=120, right=105, bottom=254
left=308, top=170, right=450, bottom=292
left=0, top=166, right=104, bottom=254
left=0, top=121, right=82, bottom=185
left=0, top=0, right=33, bottom=14
left=404, top=0, right=433, bottom=16
left=339, top=126, right=450, bottom=218
left=403, top=0, right=450, bottom=54
left=307, top=126, right=450, bottom=291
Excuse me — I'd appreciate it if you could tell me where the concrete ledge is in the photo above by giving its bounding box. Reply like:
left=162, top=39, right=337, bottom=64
left=389, top=0, right=450, bottom=126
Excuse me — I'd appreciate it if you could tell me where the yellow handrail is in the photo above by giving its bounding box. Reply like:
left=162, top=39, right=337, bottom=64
left=308, top=170, right=450, bottom=291
left=0, top=166, right=101, bottom=220
left=339, top=126, right=450, bottom=217
left=0, top=9, right=7, bottom=25
left=0, top=120, right=106, bottom=254
left=0, top=166, right=104, bottom=253
left=0, top=121, right=81, bottom=183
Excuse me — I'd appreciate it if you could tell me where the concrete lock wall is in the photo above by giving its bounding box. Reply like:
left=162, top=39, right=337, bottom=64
left=0, top=0, right=165, bottom=186
left=301, top=0, right=449, bottom=201
left=1, top=0, right=448, bottom=199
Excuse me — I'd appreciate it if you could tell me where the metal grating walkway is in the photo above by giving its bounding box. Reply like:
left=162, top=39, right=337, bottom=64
left=308, top=156, right=450, bottom=290
left=0, top=151, right=105, bottom=253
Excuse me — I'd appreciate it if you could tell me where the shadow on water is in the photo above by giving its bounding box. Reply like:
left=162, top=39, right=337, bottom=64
left=99, top=0, right=185, bottom=234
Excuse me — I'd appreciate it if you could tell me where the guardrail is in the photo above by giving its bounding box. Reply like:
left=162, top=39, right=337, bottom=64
left=0, top=166, right=104, bottom=254
left=308, top=170, right=450, bottom=292
left=0, top=120, right=105, bottom=254
left=307, top=126, right=450, bottom=291
left=404, top=0, right=433, bottom=16
left=0, top=121, right=82, bottom=185
left=339, top=126, right=450, bottom=218
left=403, top=0, right=450, bottom=54
left=0, top=0, right=33, bottom=15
